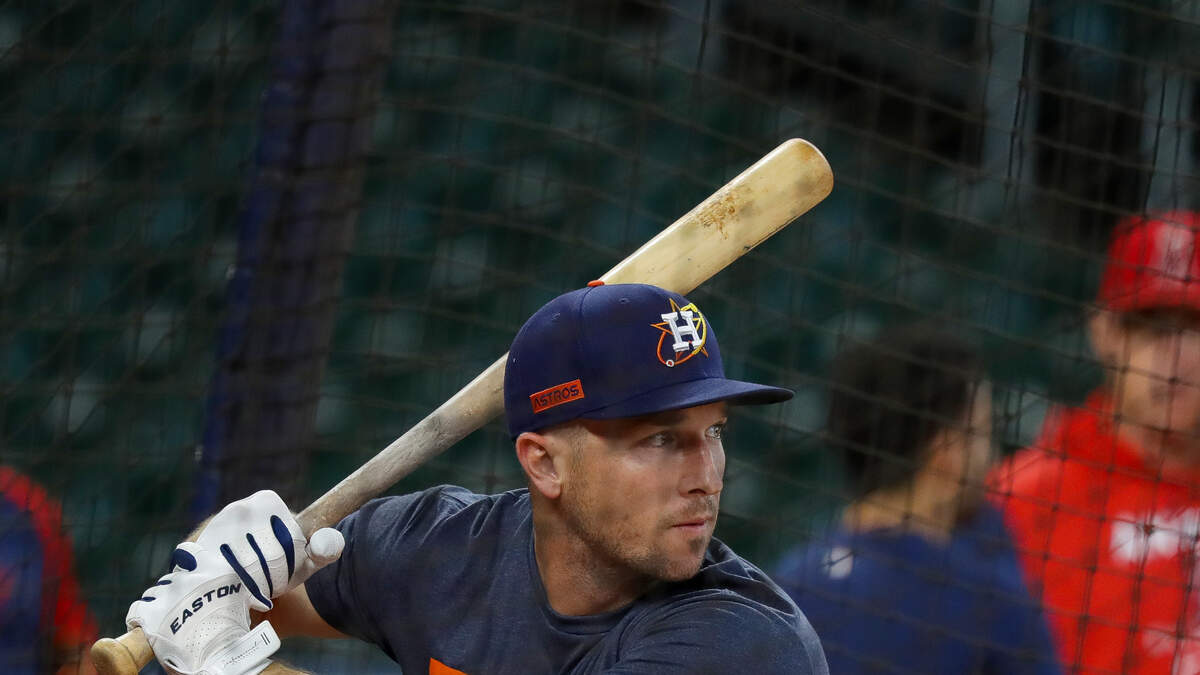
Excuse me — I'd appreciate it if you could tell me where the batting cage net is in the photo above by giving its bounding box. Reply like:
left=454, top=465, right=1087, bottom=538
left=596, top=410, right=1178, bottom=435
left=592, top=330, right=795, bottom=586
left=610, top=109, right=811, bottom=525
left=3, top=0, right=1198, bottom=672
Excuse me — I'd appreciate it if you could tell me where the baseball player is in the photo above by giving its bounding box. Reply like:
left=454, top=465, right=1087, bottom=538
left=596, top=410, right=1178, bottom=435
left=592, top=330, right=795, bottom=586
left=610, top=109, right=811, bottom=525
left=992, top=211, right=1200, bottom=673
left=773, top=326, right=1060, bottom=674
left=125, top=282, right=829, bottom=674
left=1, top=465, right=99, bottom=674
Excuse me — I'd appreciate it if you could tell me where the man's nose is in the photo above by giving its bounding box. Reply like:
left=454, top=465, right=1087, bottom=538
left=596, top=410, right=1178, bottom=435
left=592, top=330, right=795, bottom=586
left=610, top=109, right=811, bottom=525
left=685, top=443, right=724, bottom=496
left=1167, top=331, right=1200, bottom=379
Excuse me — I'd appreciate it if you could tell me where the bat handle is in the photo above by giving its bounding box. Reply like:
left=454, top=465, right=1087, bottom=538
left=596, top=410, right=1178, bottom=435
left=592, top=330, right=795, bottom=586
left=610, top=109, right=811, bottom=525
left=92, top=628, right=153, bottom=675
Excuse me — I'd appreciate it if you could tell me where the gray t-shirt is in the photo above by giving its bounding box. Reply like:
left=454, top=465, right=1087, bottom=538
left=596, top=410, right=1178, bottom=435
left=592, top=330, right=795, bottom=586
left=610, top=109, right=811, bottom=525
left=306, top=485, right=827, bottom=674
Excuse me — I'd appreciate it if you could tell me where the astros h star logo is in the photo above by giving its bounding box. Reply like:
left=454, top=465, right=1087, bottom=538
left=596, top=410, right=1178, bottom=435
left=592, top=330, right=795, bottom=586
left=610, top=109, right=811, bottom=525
left=651, top=298, right=708, bottom=367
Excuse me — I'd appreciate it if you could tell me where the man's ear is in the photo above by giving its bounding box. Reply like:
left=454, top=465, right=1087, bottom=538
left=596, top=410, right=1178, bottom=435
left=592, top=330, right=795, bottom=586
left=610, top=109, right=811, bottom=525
left=1088, top=309, right=1121, bottom=367
left=516, top=431, right=563, bottom=499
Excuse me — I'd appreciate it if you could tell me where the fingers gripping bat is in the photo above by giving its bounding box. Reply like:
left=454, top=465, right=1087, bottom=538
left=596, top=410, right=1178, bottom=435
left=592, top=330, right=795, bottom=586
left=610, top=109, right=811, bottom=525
left=91, top=138, right=833, bottom=674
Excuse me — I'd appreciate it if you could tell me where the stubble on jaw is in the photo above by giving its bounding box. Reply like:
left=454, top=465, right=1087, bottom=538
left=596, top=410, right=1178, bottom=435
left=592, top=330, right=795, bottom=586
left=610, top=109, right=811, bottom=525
left=557, top=442, right=713, bottom=584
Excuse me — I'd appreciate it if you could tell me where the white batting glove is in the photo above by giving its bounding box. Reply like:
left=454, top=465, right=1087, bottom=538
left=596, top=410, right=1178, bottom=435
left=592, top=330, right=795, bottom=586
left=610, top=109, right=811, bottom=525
left=126, top=542, right=279, bottom=675
left=196, top=490, right=344, bottom=611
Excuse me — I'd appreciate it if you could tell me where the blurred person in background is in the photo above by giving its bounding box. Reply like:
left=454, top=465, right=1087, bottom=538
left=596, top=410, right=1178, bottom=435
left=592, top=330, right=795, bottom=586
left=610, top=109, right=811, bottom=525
left=993, top=210, right=1200, bottom=674
left=0, top=465, right=98, bottom=674
left=774, top=325, right=1061, bottom=674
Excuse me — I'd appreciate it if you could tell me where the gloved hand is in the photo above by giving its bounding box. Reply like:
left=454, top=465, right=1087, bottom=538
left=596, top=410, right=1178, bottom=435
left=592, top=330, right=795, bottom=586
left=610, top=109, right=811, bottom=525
left=196, top=490, right=344, bottom=611
left=126, top=542, right=279, bottom=675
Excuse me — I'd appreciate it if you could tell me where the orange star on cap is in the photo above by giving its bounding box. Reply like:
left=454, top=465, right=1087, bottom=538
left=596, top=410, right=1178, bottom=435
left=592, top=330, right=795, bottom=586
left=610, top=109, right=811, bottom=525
left=650, top=298, right=709, bottom=367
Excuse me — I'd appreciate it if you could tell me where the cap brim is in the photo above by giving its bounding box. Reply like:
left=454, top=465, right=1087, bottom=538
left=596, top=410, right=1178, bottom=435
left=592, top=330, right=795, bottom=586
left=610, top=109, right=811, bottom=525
left=1103, top=284, right=1200, bottom=312
left=578, top=377, right=793, bottom=420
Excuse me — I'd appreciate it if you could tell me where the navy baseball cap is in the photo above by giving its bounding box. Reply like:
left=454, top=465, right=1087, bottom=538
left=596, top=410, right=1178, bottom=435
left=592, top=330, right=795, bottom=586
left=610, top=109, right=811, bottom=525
left=504, top=282, right=793, bottom=437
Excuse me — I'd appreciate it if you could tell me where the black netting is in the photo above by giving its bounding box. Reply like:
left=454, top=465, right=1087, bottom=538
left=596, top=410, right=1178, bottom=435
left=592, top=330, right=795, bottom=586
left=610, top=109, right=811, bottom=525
left=3, top=0, right=1198, bottom=672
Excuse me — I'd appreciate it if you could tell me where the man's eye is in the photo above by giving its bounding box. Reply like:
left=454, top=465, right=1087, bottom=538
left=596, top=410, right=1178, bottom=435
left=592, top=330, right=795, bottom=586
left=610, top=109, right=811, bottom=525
left=1151, top=323, right=1189, bottom=340
left=707, top=423, right=726, bottom=440
left=646, top=432, right=673, bottom=447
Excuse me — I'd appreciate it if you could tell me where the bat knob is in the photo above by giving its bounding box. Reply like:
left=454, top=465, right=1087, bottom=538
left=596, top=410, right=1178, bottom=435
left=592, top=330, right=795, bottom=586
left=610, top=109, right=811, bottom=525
left=307, top=526, right=345, bottom=566
left=91, top=632, right=152, bottom=675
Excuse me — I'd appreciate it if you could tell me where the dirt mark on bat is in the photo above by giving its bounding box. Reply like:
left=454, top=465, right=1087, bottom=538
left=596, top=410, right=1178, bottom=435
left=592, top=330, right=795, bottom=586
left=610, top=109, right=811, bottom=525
left=696, top=184, right=753, bottom=238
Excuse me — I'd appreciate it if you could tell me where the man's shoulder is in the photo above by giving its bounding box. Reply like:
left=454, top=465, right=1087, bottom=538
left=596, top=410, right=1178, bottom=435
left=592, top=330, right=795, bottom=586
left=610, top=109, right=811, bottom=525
left=306, top=485, right=533, bottom=647
left=344, top=485, right=530, bottom=546
left=642, top=539, right=815, bottom=639
left=362, top=484, right=525, bottom=518
left=771, top=531, right=850, bottom=590
left=990, top=433, right=1087, bottom=507
left=643, top=586, right=809, bottom=632
left=776, top=528, right=980, bottom=601
left=953, top=512, right=1040, bottom=589
left=626, top=583, right=827, bottom=674
left=986, top=405, right=1117, bottom=553
left=990, top=398, right=1122, bottom=495
left=0, top=465, right=65, bottom=536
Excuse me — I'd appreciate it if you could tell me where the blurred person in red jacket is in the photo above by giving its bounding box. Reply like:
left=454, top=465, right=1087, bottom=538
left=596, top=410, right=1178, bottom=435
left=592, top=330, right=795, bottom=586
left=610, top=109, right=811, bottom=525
left=992, top=210, right=1200, bottom=674
left=0, top=465, right=98, bottom=674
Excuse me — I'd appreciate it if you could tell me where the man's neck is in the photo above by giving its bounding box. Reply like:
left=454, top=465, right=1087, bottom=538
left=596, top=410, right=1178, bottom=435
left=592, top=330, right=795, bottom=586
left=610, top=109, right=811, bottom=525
left=531, top=510, right=651, bottom=616
left=841, top=483, right=955, bottom=544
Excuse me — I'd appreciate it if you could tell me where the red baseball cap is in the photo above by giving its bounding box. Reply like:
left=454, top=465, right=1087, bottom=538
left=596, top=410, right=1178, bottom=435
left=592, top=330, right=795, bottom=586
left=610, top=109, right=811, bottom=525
left=1097, top=210, right=1200, bottom=312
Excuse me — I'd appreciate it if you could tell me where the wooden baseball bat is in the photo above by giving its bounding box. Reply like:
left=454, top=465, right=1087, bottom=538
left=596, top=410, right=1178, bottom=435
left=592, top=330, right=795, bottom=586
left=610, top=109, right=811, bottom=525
left=91, top=137, right=833, bottom=674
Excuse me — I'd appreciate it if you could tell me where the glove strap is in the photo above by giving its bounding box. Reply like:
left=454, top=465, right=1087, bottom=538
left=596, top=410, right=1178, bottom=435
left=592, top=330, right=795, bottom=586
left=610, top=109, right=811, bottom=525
left=203, top=621, right=281, bottom=675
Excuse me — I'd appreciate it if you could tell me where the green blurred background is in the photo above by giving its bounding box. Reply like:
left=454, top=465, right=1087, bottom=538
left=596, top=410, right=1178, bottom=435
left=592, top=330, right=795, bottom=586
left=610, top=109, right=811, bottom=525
left=2, top=0, right=1196, bottom=669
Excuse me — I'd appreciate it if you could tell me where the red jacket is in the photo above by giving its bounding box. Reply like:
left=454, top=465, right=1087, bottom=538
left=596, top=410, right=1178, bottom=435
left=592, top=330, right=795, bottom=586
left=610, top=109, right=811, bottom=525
left=992, top=393, right=1200, bottom=674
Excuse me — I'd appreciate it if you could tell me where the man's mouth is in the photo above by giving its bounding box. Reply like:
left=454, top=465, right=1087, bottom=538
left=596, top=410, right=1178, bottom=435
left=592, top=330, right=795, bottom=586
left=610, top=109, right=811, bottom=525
left=671, top=514, right=714, bottom=533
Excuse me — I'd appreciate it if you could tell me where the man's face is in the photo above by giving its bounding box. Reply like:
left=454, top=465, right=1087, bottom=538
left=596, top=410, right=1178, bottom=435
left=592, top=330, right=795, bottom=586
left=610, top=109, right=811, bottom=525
left=1097, top=308, right=1200, bottom=438
left=556, top=402, right=727, bottom=583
